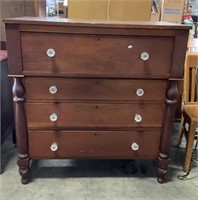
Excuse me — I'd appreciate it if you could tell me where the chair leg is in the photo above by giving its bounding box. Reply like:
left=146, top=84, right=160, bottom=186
left=178, top=115, right=184, bottom=145
left=183, top=121, right=197, bottom=172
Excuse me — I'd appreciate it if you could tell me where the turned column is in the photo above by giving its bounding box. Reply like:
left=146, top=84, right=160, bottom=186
left=157, top=80, right=178, bottom=183
left=13, top=77, right=30, bottom=184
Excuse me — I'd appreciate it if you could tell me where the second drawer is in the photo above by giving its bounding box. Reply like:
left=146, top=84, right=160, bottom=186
left=26, top=102, right=165, bottom=129
left=24, top=78, right=167, bottom=102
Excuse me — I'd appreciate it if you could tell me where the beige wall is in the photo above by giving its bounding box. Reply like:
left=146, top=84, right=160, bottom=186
left=68, top=0, right=152, bottom=21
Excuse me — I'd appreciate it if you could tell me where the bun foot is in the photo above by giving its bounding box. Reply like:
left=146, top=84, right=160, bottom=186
left=157, top=177, right=164, bottom=184
left=21, top=178, right=30, bottom=185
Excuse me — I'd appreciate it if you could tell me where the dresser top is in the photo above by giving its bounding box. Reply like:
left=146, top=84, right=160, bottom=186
left=3, top=17, right=190, bottom=30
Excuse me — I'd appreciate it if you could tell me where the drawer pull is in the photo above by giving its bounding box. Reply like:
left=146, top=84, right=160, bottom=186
left=50, top=143, right=58, bottom=152
left=50, top=113, right=58, bottom=122
left=128, top=45, right=133, bottom=49
left=47, top=48, right=56, bottom=57
left=134, top=114, right=142, bottom=123
left=141, top=52, right=149, bottom=61
left=136, top=88, right=144, bottom=96
left=49, top=86, right=57, bottom=94
left=131, top=142, right=139, bottom=151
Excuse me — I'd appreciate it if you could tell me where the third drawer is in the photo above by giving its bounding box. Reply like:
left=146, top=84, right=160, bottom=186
left=26, top=102, right=165, bottom=129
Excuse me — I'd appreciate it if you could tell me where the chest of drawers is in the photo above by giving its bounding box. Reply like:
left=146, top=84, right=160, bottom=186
left=4, top=17, right=190, bottom=184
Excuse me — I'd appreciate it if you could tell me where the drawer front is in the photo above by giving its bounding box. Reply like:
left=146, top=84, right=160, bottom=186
left=28, top=130, right=161, bottom=159
left=25, top=78, right=167, bottom=102
left=26, top=103, right=164, bottom=129
left=21, top=33, right=174, bottom=77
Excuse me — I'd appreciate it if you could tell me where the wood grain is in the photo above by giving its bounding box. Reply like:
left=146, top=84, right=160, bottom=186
left=21, top=33, right=174, bottom=77
left=24, top=78, right=167, bottom=102
left=26, top=102, right=165, bottom=129
left=28, top=130, right=161, bottom=159
left=4, top=17, right=190, bottom=183
left=5, top=24, right=22, bottom=75
left=3, top=17, right=190, bottom=30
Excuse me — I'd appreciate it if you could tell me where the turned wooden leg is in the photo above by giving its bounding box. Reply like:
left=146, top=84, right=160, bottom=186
left=13, top=78, right=30, bottom=184
left=157, top=153, right=170, bottom=183
left=157, top=81, right=178, bottom=183
left=17, top=154, right=30, bottom=184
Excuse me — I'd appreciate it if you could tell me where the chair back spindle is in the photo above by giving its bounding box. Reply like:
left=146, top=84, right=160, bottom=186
left=184, top=53, right=198, bottom=104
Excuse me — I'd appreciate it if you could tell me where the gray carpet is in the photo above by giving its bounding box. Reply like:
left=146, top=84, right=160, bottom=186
left=0, top=123, right=198, bottom=200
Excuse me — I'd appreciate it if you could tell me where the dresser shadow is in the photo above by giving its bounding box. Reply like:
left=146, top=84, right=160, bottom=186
left=30, top=159, right=161, bottom=180
left=30, top=143, right=194, bottom=182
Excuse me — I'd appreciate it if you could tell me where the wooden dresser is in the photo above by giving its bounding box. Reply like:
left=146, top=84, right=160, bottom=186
left=4, top=17, right=190, bottom=184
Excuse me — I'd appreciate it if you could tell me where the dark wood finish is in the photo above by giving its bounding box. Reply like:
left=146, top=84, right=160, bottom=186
left=24, top=78, right=167, bottom=102
left=21, top=32, right=174, bottom=78
left=13, top=78, right=30, bottom=184
left=28, top=130, right=161, bottom=159
left=157, top=81, right=178, bottom=183
left=26, top=102, right=164, bottom=130
left=4, top=24, right=22, bottom=75
left=3, top=17, right=191, bottom=30
left=19, top=24, right=178, bottom=36
left=170, top=30, right=189, bottom=78
left=4, top=17, right=190, bottom=184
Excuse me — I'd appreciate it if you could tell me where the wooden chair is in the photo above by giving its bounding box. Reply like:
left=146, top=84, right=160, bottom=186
left=178, top=52, right=198, bottom=172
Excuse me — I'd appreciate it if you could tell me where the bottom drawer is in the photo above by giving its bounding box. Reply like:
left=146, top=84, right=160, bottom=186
left=28, top=130, right=161, bottom=159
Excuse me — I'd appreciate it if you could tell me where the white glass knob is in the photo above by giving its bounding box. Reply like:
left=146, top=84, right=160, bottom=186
left=47, top=48, right=56, bottom=57
left=49, top=86, right=57, bottom=94
left=50, top=113, right=58, bottom=122
left=141, top=52, right=149, bottom=61
left=128, top=45, right=133, bottom=49
left=131, top=142, right=139, bottom=151
left=134, top=114, right=142, bottom=123
left=136, top=88, right=144, bottom=97
left=50, top=143, right=58, bottom=152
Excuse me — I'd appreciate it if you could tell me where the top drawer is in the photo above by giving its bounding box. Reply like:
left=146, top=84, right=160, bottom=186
left=21, top=33, right=174, bottom=77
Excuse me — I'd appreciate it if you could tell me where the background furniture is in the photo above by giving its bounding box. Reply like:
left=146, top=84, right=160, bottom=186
left=188, top=37, right=198, bottom=52
left=191, top=15, right=198, bottom=38
left=0, top=0, right=46, bottom=42
left=178, top=51, right=198, bottom=172
left=0, top=48, right=15, bottom=173
left=4, top=17, right=189, bottom=184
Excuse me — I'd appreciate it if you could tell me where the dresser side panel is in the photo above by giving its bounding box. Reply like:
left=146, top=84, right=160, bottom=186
left=5, top=24, right=22, bottom=75
left=170, top=30, right=189, bottom=79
